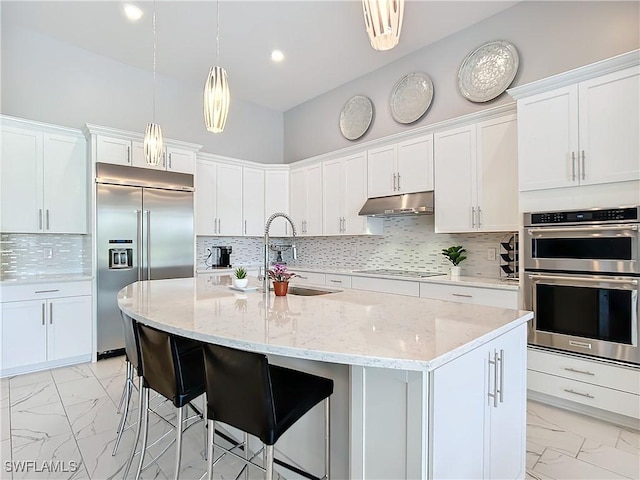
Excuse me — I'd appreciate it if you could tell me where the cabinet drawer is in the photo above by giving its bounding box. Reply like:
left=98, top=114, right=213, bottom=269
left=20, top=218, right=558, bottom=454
left=351, top=276, right=419, bottom=297
left=2, top=280, right=92, bottom=302
left=528, top=348, right=640, bottom=395
left=420, top=282, right=518, bottom=308
left=528, top=370, right=640, bottom=420
left=291, top=271, right=326, bottom=287
left=325, top=274, right=351, bottom=289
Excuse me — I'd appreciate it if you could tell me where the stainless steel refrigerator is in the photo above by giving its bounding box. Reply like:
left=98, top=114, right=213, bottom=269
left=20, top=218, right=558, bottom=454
left=96, top=163, right=194, bottom=356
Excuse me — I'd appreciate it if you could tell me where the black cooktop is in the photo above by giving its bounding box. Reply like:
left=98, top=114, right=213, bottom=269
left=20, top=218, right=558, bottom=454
left=352, top=269, right=444, bottom=278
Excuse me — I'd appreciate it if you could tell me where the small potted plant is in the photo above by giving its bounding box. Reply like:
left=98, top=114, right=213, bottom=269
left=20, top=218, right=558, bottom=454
left=233, top=267, right=249, bottom=289
left=442, top=246, right=467, bottom=279
left=267, top=264, right=299, bottom=296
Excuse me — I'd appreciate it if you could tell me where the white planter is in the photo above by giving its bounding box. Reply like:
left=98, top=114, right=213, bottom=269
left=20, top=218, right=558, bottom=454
left=234, top=278, right=249, bottom=289
left=450, top=266, right=461, bottom=279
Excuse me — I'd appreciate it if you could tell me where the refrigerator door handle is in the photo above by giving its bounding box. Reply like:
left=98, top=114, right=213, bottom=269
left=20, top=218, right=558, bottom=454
left=136, top=209, right=142, bottom=280
left=146, top=210, right=151, bottom=280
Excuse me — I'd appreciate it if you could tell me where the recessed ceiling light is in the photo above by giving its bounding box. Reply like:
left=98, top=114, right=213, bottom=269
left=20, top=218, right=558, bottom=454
left=123, top=3, right=143, bottom=22
left=271, top=50, right=285, bottom=63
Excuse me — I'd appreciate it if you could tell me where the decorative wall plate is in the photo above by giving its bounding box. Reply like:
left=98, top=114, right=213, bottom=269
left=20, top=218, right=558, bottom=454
left=458, top=40, right=519, bottom=102
left=390, top=72, right=434, bottom=124
left=339, top=95, right=374, bottom=141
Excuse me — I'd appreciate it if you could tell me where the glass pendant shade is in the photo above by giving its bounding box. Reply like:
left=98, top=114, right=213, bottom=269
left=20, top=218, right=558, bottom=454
left=144, top=122, right=164, bottom=166
left=204, top=66, right=230, bottom=133
left=362, top=0, right=404, bottom=51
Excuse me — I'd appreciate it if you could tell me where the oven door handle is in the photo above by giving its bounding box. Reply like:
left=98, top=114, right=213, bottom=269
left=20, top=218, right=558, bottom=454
left=527, top=273, right=638, bottom=286
left=527, top=225, right=638, bottom=235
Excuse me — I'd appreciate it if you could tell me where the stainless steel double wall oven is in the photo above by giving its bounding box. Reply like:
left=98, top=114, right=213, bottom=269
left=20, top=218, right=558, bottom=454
left=523, top=206, right=639, bottom=365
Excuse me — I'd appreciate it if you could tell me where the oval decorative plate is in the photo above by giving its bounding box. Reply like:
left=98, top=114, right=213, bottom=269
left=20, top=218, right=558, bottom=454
left=390, top=72, right=434, bottom=124
left=339, top=95, right=374, bottom=141
left=458, top=40, right=519, bottom=103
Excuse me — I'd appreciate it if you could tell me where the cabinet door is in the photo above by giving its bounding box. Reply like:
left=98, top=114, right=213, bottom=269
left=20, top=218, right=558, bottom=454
left=517, top=86, right=579, bottom=191
left=43, top=133, right=87, bottom=234
left=130, top=140, right=164, bottom=170
left=343, top=152, right=368, bottom=235
left=166, top=146, right=196, bottom=174
left=322, top=158, right=343, bottom=235
left=47, top=296, right=92, bottom=362
left=242, top=167, right=265, bottom=236
left=1, top=300, right=47, bottom=370
left=289, top=168, right=307, bottom=235
left=578, top=66, right=640, bottom=185
left=216, top=163, right=243, bottom=236
left=96, top=135, right=132, bottom=166
left=476, top=115, right=519, bottom=232
left=195, top=160, right=217, bottom=235
left=434, top=125, right=476, bottom=233
left=0, top=126, right=43, bottom=232
left=487, top=324, right=526, bottom=480
left=264, top=170, right=289, bottom=236
left=397, top=134, right=434, bottom=194
left=305, top=164, right=323, bottom=236
left=367, top=145, right=396, bottom=197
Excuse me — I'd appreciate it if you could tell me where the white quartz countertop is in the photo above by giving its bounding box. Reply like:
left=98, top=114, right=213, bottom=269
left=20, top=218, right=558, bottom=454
left=117, top=275, right=531, bottom=372
left=0, top=273, right=93, bottom=286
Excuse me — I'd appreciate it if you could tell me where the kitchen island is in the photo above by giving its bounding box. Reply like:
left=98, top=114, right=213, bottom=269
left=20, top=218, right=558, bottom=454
left=117, top=276, right=532, bottom=480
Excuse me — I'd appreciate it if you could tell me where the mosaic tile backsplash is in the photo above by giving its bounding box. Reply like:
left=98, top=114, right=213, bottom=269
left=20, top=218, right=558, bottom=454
left=198, top=215, right=511, bottom=278
left=0, top=234, right=92, bottom=279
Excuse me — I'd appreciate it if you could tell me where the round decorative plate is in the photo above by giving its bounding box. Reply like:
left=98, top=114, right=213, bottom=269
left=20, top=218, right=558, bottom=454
left=390, top=72, right=434, bottom=124
left=458, top=40, right=519, bottom=102
left=339, top=95, right=374, bottom=141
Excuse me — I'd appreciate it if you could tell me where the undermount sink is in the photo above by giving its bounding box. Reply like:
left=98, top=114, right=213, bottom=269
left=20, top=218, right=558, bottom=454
left=287, top=286, right=341, bottom=296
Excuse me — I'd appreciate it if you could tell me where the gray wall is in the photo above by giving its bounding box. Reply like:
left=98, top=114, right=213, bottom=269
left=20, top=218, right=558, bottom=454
left=1, top=25, right=284, bottom=164
left=283, top=1, right=640, bottom=162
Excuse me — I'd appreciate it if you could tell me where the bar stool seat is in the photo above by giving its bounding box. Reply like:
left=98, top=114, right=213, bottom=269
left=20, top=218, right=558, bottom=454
left=202, top=343, right=334, bottom=480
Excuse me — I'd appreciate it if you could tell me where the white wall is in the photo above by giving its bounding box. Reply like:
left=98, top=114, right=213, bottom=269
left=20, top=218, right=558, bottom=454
left=0, top=25, right=284, bottom=164
left=283, top=1, right=640, bottom=162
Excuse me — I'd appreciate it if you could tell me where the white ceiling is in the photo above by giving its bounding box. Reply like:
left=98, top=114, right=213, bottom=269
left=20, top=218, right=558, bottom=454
left=2, top=1, right=519, bottom=112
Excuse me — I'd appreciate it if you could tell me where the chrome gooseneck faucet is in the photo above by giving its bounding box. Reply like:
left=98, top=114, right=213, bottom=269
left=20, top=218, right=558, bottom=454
left=262, top=212, right=297, bottom=293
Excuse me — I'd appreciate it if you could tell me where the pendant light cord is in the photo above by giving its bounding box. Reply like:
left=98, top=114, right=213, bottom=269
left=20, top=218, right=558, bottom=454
left=216, top=0, right=220, bottom=64
left=152, top=0, right=157, bottom=122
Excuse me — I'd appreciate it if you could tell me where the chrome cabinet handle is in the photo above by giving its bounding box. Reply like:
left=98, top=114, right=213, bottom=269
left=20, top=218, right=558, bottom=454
left=571, top=151, right=576, bottom=181
left=581, top=150, right=586, bottom=180
left=343, top=217, right=346, bottom=233
left=527, top=225, right=638, bottom=234
left=528, top=273, right=638, bottom=286
left=498, top=349, right=504, bottom=403
left=477, top=207, right=482, bottom=228
left=452, top=293, right=473, bottom=298
left=38, top=209, right=43, bottom=230
left=218, top=218, right=221, bottom=234
left=471, top=207, right=476, bottom=228
left=488, top=351, right=498, bottom=408
left=46, top=209, right=50, bottom=230
left=162, top=152, right=166, bottom=168
left=393, top=173, right=397, bottom=191
left=35, top=289, right=59, bottom=294
left=397, top=172, right=401, bottom=191
left=564, top=388, right=594, bottom=399
left=41, top=303, right=45, bottom=326
left=244, top=220, right=247, bottom=235
left=563, top=367, right=595, bottom=376
left=136, top=210, right=142, bottom=280
left=146, top=210, right=151, bottom=280
left=127, top=146, right=131, bottom=163
left=329, top=279, right=342, bottom=283
left=50, top=302, right=53, bottom=324
left=169, top=153, right=172, bottom=169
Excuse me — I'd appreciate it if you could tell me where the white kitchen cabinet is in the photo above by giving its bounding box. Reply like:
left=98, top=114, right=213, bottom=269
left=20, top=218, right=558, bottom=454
left=431, top=323, right=526, bottom=480
left=242, top=166, right=265, bottom=236
left=195, top=159, right=243, bottom=236
left=1, top=281, right=92, bottom=377
left=419, top=282, right=518, bottom=309
left=367, top=134, right=434, bottom=198
left=290, top=163, right=322, bottom=236
left=351, top=276, right=419, bottom=297
left=434, top=114, right=518, bottom=233
left=130, top=141, right=195, bottom=174
left=1, top=122, right=87, bottom=234
left=323, top=152, right=382, bottom=235
left=517, top=65, right=640, bottom=191
left=96, top=135, right=132, bottom=166
left=264, top=169, right=290, bottom=236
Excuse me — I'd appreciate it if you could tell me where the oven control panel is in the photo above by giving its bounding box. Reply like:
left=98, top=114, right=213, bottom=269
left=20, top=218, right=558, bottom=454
left=526, top=206, right=639, bottom=225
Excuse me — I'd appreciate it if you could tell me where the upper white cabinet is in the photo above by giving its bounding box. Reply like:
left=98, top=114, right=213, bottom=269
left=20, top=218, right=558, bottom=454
left=434, top=114, right=518, bottom=233
left=195, top=159, right=243, bottom=236
left=242, top=166, right=265, bottom=236
left=367, top=134, right=434, bottom=198
left=1, top=121, right=87, bottom=234
left=264, top=169, right=290, bottom=236
left=130, top=141, right=196, bottom=174
left=322, top=152, right=382, bottom=235
left=516, top=65, right=639, bottom=191
left=96, top=135, right=132, bottom=166
left=290, top=163, right=323, bottom=236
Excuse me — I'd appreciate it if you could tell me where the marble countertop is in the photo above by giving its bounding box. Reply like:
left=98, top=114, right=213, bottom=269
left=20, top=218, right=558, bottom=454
left=0, top=273, right=93, bottom=286
left=117, top=275, right=531, bottom=372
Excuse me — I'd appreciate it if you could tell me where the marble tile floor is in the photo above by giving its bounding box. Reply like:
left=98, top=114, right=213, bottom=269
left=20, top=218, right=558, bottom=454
left=1, top=357, right=638, bottom=480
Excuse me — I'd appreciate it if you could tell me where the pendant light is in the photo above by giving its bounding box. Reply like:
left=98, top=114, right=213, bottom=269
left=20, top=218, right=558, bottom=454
left=362, top=0, right=405, bottom=51
left=144, top=0, right=164, bottom=166
left=203, top=0, right=230, bottom=133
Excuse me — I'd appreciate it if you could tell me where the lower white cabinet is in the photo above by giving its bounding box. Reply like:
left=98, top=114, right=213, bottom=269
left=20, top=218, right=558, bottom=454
left=420, top=282, right=518, bottom=309
left=351, top=276, right=419, bottom=297
left=1, top=281, right=92, bottom=377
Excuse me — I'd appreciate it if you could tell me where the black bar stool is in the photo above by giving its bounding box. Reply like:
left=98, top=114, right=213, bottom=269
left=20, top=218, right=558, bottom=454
left=202, top=343, right=334, bottom=480
left=125, top=323, right=206, bottom=480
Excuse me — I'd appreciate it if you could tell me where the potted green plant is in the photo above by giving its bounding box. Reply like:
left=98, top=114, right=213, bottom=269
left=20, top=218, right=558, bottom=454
left=233, top=267, right=249, bottom=289
left=267, top=264, right=299, bottom=296
left=442, top=246, right=467, bottom=278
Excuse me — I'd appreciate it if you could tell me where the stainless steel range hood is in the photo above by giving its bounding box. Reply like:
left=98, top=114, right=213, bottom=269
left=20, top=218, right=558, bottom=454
left=358, top=191, right=434, bottom=216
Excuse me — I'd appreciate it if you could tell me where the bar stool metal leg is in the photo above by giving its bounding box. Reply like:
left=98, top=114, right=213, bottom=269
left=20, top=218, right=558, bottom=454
left=113, top=362, right=135, bottom=455
left=173, top=406, right=184, bottom=480
left=122, top=378, right=145, bottom=479
left=264, top=445, right=274, bottom=480
left=206, top=419, right=215, bottom=480
left=116, top=361, right=131, bottom=414
left=325, top=398, right=330, bottom=480
left=134, top=388, right=150, bottom=480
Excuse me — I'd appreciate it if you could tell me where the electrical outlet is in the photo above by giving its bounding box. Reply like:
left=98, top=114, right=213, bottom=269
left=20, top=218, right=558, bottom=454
left=350, top=245, right=357, bottom=257
left=487, top=247, right=496, bottom=261
left=43, top=247, right=53, bottom=259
